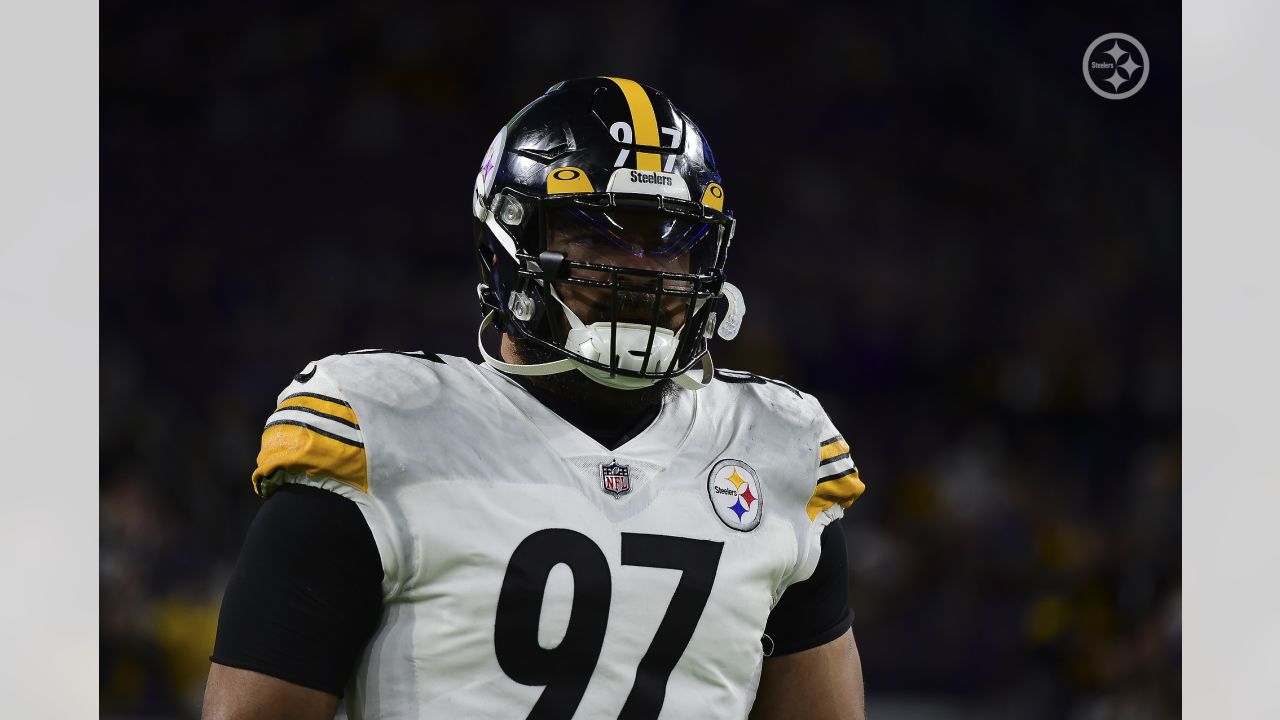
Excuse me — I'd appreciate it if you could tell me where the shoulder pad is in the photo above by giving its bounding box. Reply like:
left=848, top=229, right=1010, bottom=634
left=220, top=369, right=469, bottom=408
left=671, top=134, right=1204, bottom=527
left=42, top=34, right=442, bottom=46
left=803, top=391, right=864, bottom=522
left=251, top=359, right=368, bottom=497
left=808, top=432, right=863, bottom=520
left=713, top=368, right=803, bottom=399
left=714, top=370, right=866, bottom=522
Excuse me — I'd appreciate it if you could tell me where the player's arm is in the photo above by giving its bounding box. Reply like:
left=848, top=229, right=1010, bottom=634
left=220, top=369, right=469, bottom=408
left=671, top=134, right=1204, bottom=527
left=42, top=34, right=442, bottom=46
left=752, top=453, right=867, bottom=720
left=750, top=627, right=864, bottom=720
left=203, top=664, right=339, bottom=720
left=206, top=361, right=392, bottom=718
left=203, top=483, right=384, bottom=720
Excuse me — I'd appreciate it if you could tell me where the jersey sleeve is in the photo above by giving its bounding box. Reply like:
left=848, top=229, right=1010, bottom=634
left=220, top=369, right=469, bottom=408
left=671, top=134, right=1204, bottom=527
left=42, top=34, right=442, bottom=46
left=807, top=428, right=865, bottom=526
left=762, top=521, right=854, bottom=655
left=246, top=359, right=407, bottom=600
left=780, top=397, right=866, bottom=590
left=251, top=361, right=368, bottom=498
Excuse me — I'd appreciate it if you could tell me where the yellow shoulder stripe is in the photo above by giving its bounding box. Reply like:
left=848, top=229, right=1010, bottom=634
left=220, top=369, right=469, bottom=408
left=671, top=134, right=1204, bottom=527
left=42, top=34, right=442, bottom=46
left=277, top=392, right=359, bottom=427
left=603, top=76, right=662, bottom=172
left=819, top=436, right=850, bottom=462
left=806, top=468, right=865, bottom=520
left=252, top=422, right=368, bottom=495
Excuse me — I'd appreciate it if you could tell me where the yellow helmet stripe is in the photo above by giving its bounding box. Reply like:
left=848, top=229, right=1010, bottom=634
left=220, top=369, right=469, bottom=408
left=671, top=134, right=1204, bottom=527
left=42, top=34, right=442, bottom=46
left=603, top=76, right=662, bottom=172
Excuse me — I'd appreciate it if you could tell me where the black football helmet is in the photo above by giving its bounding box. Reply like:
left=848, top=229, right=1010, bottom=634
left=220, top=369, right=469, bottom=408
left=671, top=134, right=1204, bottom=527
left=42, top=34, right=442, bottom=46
left=473, top=77, right=744, bottom=390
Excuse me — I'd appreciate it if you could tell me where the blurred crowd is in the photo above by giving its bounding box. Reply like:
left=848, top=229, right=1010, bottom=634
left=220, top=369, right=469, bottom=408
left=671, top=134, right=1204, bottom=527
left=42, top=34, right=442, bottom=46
left=102, top=1, right=1180, bottom=717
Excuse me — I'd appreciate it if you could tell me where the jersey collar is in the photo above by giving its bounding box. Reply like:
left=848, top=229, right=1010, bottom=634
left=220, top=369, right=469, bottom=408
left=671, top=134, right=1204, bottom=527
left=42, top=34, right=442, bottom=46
left=476, top=361, right=699, bottom=464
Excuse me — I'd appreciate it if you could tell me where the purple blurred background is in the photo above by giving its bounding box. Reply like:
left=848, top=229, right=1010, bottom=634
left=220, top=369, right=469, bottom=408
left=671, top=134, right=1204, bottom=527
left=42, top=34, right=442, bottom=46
left=101, top=1, right=1180, bottom=717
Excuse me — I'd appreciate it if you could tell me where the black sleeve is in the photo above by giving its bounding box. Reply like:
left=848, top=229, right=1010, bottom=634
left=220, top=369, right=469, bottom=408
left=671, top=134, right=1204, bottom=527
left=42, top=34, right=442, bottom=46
left=762, top=520, right=853, bottom=656
left=211, top=484, right=384, bottom=696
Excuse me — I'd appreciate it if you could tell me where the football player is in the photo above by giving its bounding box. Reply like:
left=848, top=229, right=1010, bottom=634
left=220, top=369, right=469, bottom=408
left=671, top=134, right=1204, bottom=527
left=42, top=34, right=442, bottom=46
left=203, top=77, right=866, bottom=720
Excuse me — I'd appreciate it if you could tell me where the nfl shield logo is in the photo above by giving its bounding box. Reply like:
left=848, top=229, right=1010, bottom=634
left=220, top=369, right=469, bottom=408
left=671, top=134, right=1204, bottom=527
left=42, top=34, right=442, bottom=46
left=600, top=461, right=631, bottom=498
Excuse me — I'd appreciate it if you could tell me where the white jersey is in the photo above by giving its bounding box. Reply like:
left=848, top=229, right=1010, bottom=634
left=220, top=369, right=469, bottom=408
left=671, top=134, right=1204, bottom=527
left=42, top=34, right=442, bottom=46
left=251, top=352, right=864, bottom=720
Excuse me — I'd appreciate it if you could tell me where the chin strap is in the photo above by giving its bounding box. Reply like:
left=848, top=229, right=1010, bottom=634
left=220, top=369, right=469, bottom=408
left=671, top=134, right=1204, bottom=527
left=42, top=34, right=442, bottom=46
left=673, top=353, right=715, bottom=390
left=478, top=311, right=577, bottom=377
left=477, top=310, right=716, bottom=390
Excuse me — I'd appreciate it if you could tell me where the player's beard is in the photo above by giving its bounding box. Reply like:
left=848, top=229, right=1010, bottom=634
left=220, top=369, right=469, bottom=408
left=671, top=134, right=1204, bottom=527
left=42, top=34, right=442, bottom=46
left=504, top=283, right=688, bottom=423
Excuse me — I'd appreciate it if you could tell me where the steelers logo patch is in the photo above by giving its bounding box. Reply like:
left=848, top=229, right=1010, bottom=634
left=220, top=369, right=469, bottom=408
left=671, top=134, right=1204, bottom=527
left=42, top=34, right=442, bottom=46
left=707, top=459, right=763, bottom=532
